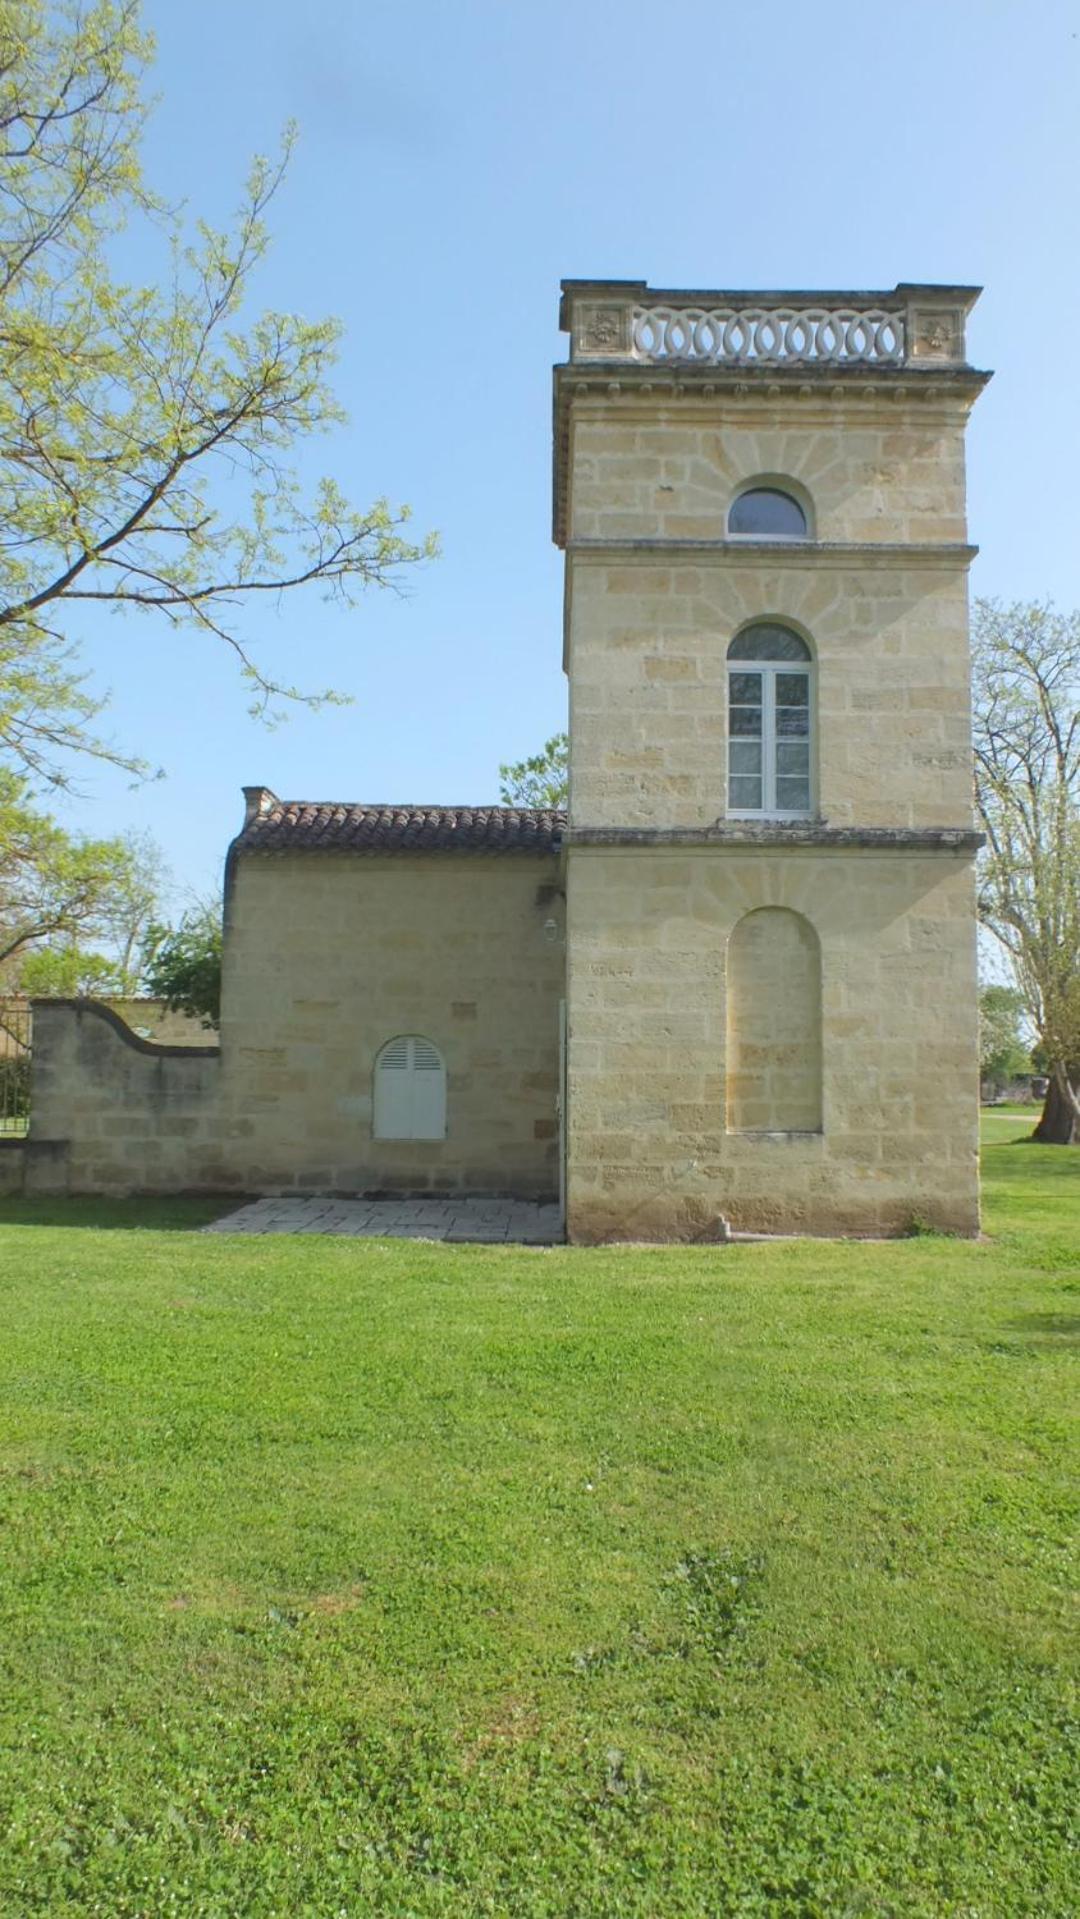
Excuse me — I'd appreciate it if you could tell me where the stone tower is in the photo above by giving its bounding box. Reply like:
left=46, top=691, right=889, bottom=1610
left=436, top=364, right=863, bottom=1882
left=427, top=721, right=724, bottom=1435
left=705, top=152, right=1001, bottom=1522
left=554, top=280, right=990, bottom=1239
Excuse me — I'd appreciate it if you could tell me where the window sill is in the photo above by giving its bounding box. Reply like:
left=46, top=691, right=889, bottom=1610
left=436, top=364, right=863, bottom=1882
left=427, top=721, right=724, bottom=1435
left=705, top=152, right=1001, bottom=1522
left=727, top=811, right=816, bottom=824
left=726, top=533, right=812, bottom=545
left=372, top=1136, right=448, bottom=1145
left=727, top=1129, right=824, bottom=1143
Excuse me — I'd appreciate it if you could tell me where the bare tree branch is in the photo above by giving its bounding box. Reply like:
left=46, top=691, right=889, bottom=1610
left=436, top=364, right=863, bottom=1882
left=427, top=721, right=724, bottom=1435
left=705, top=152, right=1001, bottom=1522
left=0, top=2, right=436, bottom=788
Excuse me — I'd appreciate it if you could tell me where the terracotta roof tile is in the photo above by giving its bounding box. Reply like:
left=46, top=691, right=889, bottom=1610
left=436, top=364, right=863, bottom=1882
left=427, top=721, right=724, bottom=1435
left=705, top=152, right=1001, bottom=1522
left=235, top=799, right=565, bottom=855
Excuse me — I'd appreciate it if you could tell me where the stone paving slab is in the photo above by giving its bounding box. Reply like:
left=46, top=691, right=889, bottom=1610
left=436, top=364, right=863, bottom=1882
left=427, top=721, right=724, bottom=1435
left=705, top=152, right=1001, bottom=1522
left=203, top=1197, right=564, bottom=1243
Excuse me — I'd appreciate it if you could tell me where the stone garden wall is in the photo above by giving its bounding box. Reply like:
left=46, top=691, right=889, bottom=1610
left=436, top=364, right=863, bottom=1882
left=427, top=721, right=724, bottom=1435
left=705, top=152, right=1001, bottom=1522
left=23, top=1000, right=224, bottom=1196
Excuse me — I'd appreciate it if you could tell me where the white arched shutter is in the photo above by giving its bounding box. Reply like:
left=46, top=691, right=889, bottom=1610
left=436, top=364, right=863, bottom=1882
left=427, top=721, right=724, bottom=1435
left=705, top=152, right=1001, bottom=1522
left=374, top=1036, right=446, bottom=1140
left=408, top=1037, right=446, bottom=1138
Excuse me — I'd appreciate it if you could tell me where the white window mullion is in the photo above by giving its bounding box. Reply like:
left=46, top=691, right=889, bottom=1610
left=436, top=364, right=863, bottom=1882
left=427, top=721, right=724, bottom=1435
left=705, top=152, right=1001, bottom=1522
left=763, top=665, right=777, bottom=813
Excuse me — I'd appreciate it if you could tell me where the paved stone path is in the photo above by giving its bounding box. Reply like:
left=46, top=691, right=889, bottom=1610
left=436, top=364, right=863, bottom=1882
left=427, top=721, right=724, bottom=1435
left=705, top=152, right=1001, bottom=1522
left=203, top=1196, right=564, bottom=1244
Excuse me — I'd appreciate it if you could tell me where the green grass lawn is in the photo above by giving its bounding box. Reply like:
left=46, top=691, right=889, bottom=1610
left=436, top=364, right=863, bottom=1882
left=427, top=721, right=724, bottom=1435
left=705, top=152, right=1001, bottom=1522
left=0, top=1129, right=1076, bottom=1917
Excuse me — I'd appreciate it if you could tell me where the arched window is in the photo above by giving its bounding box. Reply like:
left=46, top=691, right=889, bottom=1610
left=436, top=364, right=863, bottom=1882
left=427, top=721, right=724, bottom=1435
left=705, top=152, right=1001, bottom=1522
left=728, top=487, right=808, bottom=539
left=373, top=1035, right=447, bottom=1140
left=726, top=908, right=822, bottom=1133
left=727, top=623, right=813, bottom=817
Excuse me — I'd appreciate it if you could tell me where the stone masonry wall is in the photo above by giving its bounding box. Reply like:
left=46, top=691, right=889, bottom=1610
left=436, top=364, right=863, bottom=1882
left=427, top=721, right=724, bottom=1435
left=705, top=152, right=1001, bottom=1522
left=13, top=858, right=564, bottom=1200
left=565, top=846, right=980, bottom=1240
left=566, top=398, right=969, bottom=545
left=564, top=391, right=975, bottom=834
left=0, top=997, right=215, bottom=1057
left=24, top=1000, right=222, bottom=1196
left=108, top=998, right=219, bottom=1046
left=219, top=851, right=564, bottom=1195
left=560, top=376, right=982, bottom=1240
left=726, top=907, right=823, bottom=1133
left=567, top=552, right=973, bottom=831
left=0, top=1142, right=25, bottom=1194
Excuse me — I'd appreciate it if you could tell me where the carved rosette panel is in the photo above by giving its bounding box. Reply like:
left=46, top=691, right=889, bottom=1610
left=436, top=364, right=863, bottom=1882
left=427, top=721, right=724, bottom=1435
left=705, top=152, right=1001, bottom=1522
left=574, top=303, right=632, bottom=358
left=909, top=307, right=964, bottom=362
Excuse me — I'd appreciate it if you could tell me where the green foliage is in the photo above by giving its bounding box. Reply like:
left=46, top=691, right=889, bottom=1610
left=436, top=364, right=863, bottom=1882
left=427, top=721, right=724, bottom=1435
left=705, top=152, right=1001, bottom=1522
left=17, top=942, right=125, bottom=996
left=499, top=732, right=568, bottom=808
left=979, top=983, right=1032, bottom=1089
left=973, top=598, right=1080, bottom=1133
left=0, top=1130, right=1076, bottom=1913
left=0, top=1, right=435, bottom=787
left=0, top=1051, right=28, bottom=1118
left=141, top=905, right=221, bottom=1026
left=0, top=766, right=160, bottom=979
left=0, top=996, right=29, bottom=1129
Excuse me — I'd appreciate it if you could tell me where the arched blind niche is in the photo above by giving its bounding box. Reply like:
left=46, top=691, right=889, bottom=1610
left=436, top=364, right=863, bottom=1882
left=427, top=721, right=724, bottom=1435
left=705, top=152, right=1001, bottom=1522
left=373, top=1035, right=447, bottom=1140
left=725, top=908, right=822, bottom=1133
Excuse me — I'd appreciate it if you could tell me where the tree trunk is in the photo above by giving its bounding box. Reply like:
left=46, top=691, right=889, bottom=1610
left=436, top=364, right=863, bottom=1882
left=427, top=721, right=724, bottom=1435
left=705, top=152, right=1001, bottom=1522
left=1032, top=1066, right=1080, bottom=1145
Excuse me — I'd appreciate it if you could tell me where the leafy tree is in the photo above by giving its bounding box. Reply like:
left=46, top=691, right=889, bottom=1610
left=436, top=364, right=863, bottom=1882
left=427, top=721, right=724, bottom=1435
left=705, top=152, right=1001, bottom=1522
left=92, top=826, right=165, bottom=983
left=17, top=942, right=126, bottom=996
left=972, top=600, right=1080, bottom=1142
left=499, top=733, right=568, bottom=809
left=0, top=766, right=156, bottom=974
left=978, top=984, right=1031, bottom=1093
left=141, top=906, right=221, bottom=1028
left=0, top=0, right=434, bottom=788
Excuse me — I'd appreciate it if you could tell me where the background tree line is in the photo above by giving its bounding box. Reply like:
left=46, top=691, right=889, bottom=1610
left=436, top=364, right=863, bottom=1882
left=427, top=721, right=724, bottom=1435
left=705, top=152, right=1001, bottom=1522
left=972, top=601, right=1080, bottom=1142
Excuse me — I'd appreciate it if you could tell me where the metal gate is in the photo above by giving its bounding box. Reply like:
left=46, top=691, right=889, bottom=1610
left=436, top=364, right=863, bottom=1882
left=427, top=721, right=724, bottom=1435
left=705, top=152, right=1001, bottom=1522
left=0, top=1000, right=31, bottom=1136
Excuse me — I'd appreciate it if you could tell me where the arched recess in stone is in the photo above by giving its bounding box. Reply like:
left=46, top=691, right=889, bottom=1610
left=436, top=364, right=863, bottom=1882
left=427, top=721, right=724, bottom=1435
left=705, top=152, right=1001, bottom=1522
left=725, top=908, right=822, bottom=1133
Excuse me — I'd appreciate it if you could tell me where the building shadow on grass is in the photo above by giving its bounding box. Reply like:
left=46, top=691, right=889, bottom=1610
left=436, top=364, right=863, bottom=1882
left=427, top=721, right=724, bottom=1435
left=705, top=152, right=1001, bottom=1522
left=0, top=1197, right=246, bottom=1232
left=1004, top=1312, right=1080, bottom=1344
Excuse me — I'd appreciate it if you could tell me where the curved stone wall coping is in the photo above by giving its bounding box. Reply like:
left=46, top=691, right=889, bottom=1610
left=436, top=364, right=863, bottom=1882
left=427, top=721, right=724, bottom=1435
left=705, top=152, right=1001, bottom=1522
left=30, top=998, right=220, bottom=1060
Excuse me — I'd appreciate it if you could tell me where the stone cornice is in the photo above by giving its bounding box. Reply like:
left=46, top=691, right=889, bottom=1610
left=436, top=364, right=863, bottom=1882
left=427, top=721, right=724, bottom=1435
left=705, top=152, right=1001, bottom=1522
left=565, top=538, right=978, bottom=569
left=559, top=276, right=983, bottom=316
left=564, top=823, right=983, bottom=854
left=557, top=364, right=989, bottom=399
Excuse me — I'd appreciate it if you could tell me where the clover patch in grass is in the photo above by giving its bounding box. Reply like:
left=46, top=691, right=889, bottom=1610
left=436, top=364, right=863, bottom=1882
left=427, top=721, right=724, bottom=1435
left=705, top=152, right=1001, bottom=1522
left=669, top=1546, right=766, bottom=1658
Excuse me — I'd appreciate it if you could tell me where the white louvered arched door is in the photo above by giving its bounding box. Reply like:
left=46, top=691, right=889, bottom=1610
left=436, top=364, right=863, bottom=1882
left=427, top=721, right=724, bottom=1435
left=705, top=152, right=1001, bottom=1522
left=373, top=1036, right=447, bottom=1140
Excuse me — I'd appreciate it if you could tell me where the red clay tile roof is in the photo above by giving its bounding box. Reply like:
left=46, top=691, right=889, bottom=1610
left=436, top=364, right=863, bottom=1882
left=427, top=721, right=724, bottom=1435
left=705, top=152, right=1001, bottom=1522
left=235, top=799, right=565, bottom=855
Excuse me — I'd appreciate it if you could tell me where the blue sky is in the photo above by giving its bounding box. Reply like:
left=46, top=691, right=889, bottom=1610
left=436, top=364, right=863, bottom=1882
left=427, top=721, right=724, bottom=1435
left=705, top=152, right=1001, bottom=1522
left=57, top=0, right=1080, bottom=902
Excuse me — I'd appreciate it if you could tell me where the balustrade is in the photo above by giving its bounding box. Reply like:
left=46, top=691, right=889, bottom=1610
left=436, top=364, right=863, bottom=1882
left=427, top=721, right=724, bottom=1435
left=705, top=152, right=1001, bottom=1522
left=631, top=304, right=904, bottom=365
left=562, top=281, right=977, bottom=370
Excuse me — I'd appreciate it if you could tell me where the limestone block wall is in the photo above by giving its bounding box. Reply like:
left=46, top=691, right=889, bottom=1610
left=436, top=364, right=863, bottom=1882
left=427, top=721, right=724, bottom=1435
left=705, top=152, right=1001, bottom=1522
left=562, top=386, right=977, bottom=835
left=0, top=1142, right=25, bottom=1194
left=219, top=851, right=564, bottom=1195
left=564, top=845, right=980, bottom=1240
left=0, top=996, right=215, bottom=1052
left=567, top=552, right=973, bottom=831
left=726, top=907, right=823, bottom=1133
left=565, top=395, right=968, bottom=546
left=24, top=1000, right=222, bottom=1196
left=108, top=998, right=219, bottom=1046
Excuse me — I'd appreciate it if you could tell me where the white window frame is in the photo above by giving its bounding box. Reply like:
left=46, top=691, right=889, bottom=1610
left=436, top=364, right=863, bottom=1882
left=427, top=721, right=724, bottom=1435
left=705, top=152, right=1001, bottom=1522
left=727, top=483, right=812, bottom=542
left=726, top=659, right=814, bottom=820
